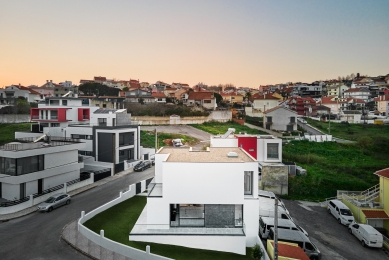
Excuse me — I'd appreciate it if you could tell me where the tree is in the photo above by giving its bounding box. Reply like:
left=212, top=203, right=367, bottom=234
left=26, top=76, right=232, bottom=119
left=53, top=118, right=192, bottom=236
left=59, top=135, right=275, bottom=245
left=79, top=82, right=120, bottom=96
left=244, top=92, right=252, bottom=102
left=16, top=97, right=30, bottom=114
left=213, top=92, right=223, bottom=105
left=122, top=87, right=129, bottom=91
left=138, top=98, right=144, bottom=105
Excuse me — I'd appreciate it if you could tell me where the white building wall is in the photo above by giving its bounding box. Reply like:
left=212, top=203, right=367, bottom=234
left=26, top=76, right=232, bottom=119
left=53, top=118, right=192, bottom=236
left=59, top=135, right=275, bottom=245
left=209, top=137, right=238, bottom=147
left=244, top=198, right=259, bottom=246
left=26, top=180, right=38, bottom=195
left=43, top=169, right=79, bottom=189
left=257, top=139, right=282, bottom=163
left=2, top=183, right=19, bottom=200
left=45, top=150, right=78, bottom=170
left=147, top=198, right=170, bottom=228
left=266, top=109, right=297, bottom=132
left=154, top=152, right=169, bottom=183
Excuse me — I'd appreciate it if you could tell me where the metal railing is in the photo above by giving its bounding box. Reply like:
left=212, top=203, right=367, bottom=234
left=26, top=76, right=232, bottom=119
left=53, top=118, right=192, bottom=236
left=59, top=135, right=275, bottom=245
left=336, top=184, right=380, bottom=207
left=0, top=177, right=88, bottom=207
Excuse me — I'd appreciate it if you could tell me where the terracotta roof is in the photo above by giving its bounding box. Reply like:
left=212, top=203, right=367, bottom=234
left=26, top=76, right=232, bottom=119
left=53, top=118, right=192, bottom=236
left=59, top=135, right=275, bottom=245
left=375, top=168, right=389, bottom=179
left=362, top=210, right=389, bottom=219
left=270, top=241, right=310, bottom=260
left=264, top=105, right=297, bottom=115
left=152, top=92, right=166, bottom=98
left=344, top=87, right=369, bottom=93
left=188, top=91, right=214, bottom=100
left=94, top=76, right=106, bottom=81
left=374, top=95, right=389, bottom=101
left=251, top=93, right=279, bottom=100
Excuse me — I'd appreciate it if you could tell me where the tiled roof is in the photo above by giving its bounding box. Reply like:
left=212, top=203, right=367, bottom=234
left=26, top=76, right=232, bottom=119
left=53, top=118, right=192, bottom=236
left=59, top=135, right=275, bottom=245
left=270, top=241, right=310, bottom=260
left=264, top=106, right=297, bottom=115
left=152, top=92, right=166, bottom=98
left=374, top=95, right=389, bottom=101
left=375, top=168, right=389, bottom=179
left=188, top=91, right=214, bottom=100
left=251, top=93, right=279, bottom=100
left=344, top=87, right=369, bottom=93
left=94, top=76, right=106, bottom=81
left=362, top=210, right=389, bottom=219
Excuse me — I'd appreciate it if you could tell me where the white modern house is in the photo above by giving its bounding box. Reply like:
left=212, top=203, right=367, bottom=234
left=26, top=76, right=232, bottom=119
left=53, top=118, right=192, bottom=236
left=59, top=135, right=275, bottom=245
left=210, top=130, right=288, bottom=195
left=130, top=147, right=259, bottom=255
left=0, top=136, right=84, bottom=201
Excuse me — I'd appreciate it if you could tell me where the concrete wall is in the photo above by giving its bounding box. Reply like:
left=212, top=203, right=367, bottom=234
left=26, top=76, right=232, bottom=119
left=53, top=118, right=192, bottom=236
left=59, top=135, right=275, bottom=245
left=259, top=165, right=288, bottom=195
left=0, top=114, right=30, bottom=123
left=132, top=111, right=232, bottom=125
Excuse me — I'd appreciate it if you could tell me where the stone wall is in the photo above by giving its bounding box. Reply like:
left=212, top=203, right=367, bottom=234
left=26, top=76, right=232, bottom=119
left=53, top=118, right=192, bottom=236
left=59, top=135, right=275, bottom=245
left=0, top=114, right=30, bottom=123
left=205, top=204, right=235, bottom=228
left=259, top=165, right=288, bottom=195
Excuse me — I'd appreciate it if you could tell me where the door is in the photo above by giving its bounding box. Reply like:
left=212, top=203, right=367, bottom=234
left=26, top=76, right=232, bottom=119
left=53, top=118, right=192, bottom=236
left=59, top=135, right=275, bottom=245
left=38, top=179, right=43, bottom=194
left=20, top=183, right=26, bottom=199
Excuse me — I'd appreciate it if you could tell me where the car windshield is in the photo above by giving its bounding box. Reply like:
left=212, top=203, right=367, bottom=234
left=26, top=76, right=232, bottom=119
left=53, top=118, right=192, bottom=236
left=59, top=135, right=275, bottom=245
left=340, top=209, right=352, bottom=216
left=45, top=197, right=56, bottom=203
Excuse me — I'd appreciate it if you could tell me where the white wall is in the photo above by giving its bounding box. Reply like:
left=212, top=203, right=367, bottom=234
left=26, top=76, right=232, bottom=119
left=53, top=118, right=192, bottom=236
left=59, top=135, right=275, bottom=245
left=210, top=137, right=238, bottom=147
left=147, top=198, right=170, bottom=228
left=154, top=152, right=169, bottom=183
left=130, top=234, right=246, bottom=255
left=257, top=138, right=282, bottom=163
left=44, top=169, right=79, bottom=189
left=45, top=150, right=77, bottom=169
left=2, top=183, right=19, bottom=200
left=244, top=198, right=259, bottom=246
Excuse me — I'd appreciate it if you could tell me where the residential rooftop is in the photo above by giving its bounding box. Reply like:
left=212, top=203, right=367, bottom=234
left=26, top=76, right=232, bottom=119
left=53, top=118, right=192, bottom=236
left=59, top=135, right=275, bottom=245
left=158, top=147, right=255, bottom=163
left=0, top=137, right=82, bottom=152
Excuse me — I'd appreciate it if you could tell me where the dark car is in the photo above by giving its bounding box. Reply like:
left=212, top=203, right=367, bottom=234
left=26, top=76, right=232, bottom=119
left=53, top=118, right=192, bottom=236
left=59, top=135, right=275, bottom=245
left=134, top=161, right=151, bottom=172
left=150, top=157, right=155, bottom=166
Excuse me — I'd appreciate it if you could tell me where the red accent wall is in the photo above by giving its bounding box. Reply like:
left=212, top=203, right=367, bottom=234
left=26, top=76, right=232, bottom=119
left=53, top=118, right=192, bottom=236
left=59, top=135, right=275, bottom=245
left=237, top=136, right=257, bottom=159
left=30, top=108, right=39, bottom=120
left=78, top=108, right=90, bottom=121
left=57, top=108, right=68, bottom=122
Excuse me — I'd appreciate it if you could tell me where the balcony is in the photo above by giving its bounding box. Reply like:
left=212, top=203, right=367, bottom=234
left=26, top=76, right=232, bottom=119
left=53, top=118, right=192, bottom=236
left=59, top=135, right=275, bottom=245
left=148, top=182, right=162, bottom=197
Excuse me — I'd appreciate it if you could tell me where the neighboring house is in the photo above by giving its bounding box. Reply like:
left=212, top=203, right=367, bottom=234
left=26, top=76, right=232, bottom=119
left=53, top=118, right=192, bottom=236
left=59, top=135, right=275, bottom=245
left=94, top=76, right=107, bottom=83
left=0, top=137, right=84, bottom=200
left=343, top=87, right=370, bottom=101
left=140, top=82, right=149, bottom=88
left=316, top=105, right=331, bottom=116
left=152, top=92, right=167, bottom=103
left=186, top=91, right=216, bottom=110
left=340, top=168, right=389, bottom=237
left=221, top=92, right=244, bottom=104
left=339, top=110, right=362, bottom=123
left=130, top=147, right=259, bottom=255
left=263, top=106, right=298, bottom=132
left=29, top=87, right=54, bottom=100
left=251, top=93, right=280, bottom=112
left=327, top=84, right=348, bottom=98
left=40, top=80, right=78, bottom=97
left=87, top=96, right=125, bottom=109
left=319, top=96, right=366, bottom=114
left=292, top=83, right=322, bottom=98
left=125, top=89, right=154, bottom=103
left=163, top=87, right=177, bottom=98
left=281, top=97, right=318, bottom=117
left=0, top=85, right=40, bottom=104
left=375, top=95, right=389, bottom=116
left=210, top=130, right=287, bottom=195
left=171, top=83, right=189, bottom=89
left=16, top=97, right=140, bottom=176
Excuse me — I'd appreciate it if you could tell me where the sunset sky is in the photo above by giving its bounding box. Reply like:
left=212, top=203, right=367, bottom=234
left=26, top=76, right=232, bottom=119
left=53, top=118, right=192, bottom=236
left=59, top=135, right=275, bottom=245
left=1, top=0, right=388, bottom=88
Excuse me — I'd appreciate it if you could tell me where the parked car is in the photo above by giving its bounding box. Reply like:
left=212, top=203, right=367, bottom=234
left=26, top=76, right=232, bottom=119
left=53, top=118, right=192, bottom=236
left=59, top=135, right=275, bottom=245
left=348, top=221, right=383, bottom=248
left=37, top=193, right=71, bottom=212
left=327, top=199, right=354, bottom=225
left=259, top=216, right=308, bottom=239
left=150, top=157, right=155, bottom=166
left=298, top=118, right=307, bottom=124
left=134, top=161, right=151, bottom=172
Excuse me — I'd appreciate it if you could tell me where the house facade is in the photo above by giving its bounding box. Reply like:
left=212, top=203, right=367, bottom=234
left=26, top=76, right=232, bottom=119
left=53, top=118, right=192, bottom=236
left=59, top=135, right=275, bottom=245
left=130, top=147, right=259, bottom=255
left=263, top=106, right=298, bottom=132
left=0, top=85, right=40, bottom=104
left=282, top=97, right=317, bottom=117
left=187, top=91, right=216, bottom=110
left=0, top=137, right=84, bottom=200
left=375, top=95, right=389, bottom=116
left=251, top=93, right=280, bottom=112
left=343, top=87, right=370, bottom=101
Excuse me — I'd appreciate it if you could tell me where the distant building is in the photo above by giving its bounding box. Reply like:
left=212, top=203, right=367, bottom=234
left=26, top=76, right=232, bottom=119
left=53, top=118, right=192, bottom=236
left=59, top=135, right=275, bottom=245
left=263, top=106, right=298, bottom=132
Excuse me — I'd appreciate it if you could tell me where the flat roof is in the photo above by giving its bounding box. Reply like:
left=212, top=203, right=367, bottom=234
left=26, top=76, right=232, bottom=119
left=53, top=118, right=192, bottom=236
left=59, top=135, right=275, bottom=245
left=158, top=147, right=255, bottom=163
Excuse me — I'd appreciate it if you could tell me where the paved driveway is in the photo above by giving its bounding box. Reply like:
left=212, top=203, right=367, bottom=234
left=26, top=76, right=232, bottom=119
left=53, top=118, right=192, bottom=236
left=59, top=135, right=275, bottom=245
left=282, top=200, right=389, bottom=260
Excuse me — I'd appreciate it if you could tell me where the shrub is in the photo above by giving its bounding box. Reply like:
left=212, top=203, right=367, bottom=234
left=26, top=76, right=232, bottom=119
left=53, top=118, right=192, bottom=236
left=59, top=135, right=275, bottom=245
left=251, top=244, right=263, bottom=259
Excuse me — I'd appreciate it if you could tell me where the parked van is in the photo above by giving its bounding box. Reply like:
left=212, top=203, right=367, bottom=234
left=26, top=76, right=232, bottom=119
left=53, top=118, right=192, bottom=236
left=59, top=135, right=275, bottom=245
left=259, top=216, right=309, bottom=239
left=348, top=222, right=383, bottom=248
left=268, top=228, right=321, bottom=260
left=258, top=196, right=290, bottom=215
left=327, top=199, right=354, bottom=225
left=258, top=190, right=288, bottom=212
left=259, top=203, right=293, bottom=221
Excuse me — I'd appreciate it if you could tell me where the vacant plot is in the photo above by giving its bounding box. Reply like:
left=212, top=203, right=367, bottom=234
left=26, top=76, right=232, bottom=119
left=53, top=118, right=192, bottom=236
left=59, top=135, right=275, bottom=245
left=190, top=121, right=267, bottom=135
left=140, top=130, right=199, bottom=148
left=0, top=123, right=32, bottom=145
left=84, top=196, right=254, bottom=260
left=284, top=140, right=389, bottom=201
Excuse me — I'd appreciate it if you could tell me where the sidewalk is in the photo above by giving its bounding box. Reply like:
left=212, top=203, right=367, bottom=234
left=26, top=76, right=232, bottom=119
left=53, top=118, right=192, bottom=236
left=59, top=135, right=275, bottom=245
left=0, top=168, right=135, bottom=221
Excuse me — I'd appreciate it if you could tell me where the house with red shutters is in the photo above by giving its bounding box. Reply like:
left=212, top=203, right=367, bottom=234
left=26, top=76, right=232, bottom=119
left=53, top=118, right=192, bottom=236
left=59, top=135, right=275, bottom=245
left=281, top=97, right=318, bottom=117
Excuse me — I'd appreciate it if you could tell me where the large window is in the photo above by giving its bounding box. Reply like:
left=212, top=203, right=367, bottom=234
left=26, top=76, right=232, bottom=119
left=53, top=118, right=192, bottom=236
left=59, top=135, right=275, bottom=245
left=267, top=143, right=279, bottom=159
left=0, top=155, right=44, bottom=176
left=98, top=118, right=107, bottom=126
left=244, top=171, right=253, bottom=195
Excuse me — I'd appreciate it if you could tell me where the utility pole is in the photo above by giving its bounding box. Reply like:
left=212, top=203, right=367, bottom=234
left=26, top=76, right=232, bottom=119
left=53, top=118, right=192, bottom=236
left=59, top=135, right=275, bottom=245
left=274, top=198, right=278, bottom=260
left=155, top=128, right=158, bottom=153
left=328, top=111, right=331, bottom=135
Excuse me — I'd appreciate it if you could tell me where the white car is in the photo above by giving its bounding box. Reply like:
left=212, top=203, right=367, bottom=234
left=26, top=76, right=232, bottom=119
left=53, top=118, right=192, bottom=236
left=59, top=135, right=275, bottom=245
left=327, top=199, right=354, bottom=225
left=298, top=118, right=307, bottom=124
left=348, top=221, right=383, bottom=248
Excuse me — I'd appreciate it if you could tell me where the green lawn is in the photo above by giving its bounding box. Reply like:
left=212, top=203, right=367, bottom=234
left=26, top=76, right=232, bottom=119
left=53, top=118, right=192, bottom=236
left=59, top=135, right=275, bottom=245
left=283, top=140, right=389, bottom=201
left=190, top=121, right=268, bottom=135
left=140, top=130, right=199, bottom=148
left=0, top=123, right=32, bottom=145
left=84, top=196, right=255, bottom=260
left=305, top=118, right=389, bottom=141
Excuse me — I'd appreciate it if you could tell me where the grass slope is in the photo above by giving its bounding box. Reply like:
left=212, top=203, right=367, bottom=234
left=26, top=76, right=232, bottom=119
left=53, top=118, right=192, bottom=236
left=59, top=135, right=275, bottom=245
left=140, top=130, right=199, bottom=148
left=190, top=121, right=267, bottom=135
left=84, top=196, right=255, bottom=260
left=0, top=123, right=32, bottom=145
left=284, top=140, right=389, bottom=200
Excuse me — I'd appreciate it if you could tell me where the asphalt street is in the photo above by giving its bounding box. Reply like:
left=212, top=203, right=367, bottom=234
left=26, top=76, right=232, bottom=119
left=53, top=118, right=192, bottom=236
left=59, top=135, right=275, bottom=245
left=283, top=200, right=389, bottom=260
left=0, top=169, right=154, bottom=260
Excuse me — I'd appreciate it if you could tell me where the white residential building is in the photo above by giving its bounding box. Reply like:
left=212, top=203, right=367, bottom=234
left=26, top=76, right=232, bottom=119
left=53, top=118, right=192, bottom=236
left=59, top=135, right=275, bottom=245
left=130, top=147, right=259, bottom=255
left=0, top=85, right=40, bottom=104
left=263, top=106, right=298, bottom=132
left=0, top=137, right=84, bottom=200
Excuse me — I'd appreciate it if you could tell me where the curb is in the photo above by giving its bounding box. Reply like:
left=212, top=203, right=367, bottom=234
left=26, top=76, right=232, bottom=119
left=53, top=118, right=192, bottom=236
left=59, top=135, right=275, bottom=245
left=61, top=219, right=99, bottom=260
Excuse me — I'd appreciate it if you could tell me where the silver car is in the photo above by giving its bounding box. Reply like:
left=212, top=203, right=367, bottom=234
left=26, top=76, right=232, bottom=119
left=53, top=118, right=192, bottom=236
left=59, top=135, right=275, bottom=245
left=37, top=193, right=71, bottom=212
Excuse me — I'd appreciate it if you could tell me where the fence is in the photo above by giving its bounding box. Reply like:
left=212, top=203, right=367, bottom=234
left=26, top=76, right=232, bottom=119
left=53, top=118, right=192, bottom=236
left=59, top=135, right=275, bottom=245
left=0, top=175, right=94, bottom=215
left=78, top=178, right=171, bottom=260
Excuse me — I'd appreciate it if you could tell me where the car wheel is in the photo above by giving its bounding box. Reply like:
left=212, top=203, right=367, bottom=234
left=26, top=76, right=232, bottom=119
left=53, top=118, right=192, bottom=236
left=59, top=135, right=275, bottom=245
left=48, top=207, right=53, bottom=212
left=361, top=240, right=365, bottom=247
left=310, top=256, right=318, bottom=260
left=348, top=228, right=352, bottom=234
left=328, top=208, right=331, bottom=214
left=338, top=218, right=342, bottom=224
left=66, top=200, right=71, bottom=205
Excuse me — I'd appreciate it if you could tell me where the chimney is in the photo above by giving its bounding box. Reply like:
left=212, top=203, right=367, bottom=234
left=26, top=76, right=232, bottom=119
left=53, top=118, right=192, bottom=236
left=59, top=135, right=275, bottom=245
left=46, top=80, right=49, bottom=83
